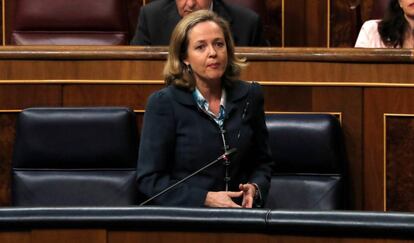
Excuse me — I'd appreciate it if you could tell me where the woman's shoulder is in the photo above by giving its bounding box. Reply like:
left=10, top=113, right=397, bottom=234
left=355, top=19, right=386, bottom=48
left=362, top=19, right=381, bottom=28
left=148, top=86, right=170, bottom=101
left=235, top=80, right=262, bottom=93
left=147, top=85, right=194, bottom=108
left=227, top=80, right=263, bottom=101
left=359, top=19, right=381, bottom=36
left=231, top=80, right=261, bottom=89
left=145, top=86, right=177, bottom=110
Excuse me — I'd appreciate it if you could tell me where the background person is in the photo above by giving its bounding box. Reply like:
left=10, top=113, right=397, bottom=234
left=136, top=10, right=272, bottom=207
left=130, top=0, right=266, bottom=46
left=355, top=0, right=414, bottom=48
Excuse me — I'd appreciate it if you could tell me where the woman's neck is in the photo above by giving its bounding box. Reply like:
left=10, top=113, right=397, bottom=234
left=196, top=80, right=222, bottom=116
left=196, top=80, right=222, bottom=102
left=404, top=15, right=414, bottom=48
left=406, top=14, right=414, bottom=31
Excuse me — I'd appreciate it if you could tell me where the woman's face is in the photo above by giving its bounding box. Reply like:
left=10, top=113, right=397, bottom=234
left=399, top=0, right=414, bottom=18
left=183, top=21, right=228, bottom=86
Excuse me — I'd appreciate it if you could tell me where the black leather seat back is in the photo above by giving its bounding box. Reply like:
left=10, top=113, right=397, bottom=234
left=265, top=114, right=346, bottom=209
left=12, top=107, right=139, bottom=206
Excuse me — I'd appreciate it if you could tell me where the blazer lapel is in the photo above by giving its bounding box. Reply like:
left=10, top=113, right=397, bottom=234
left=167, top=80, right=250, bottom=117
left=225, top=81, right=250, bottom=118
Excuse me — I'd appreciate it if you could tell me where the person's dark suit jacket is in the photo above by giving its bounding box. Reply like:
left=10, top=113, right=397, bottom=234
left=130, top=0, right=266, bottom=46
left=137, top=80, right=273, bottom=207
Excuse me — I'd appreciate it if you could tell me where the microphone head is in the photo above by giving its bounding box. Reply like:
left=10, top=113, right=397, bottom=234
left=225, top=148, right=237, bottom=156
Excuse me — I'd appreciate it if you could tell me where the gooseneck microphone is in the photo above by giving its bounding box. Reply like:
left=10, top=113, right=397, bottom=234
left=139, top=148, right=237, bottom=206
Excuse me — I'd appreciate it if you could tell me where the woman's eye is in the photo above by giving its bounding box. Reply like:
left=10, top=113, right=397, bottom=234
left=216, top=42, right=225, bottom=48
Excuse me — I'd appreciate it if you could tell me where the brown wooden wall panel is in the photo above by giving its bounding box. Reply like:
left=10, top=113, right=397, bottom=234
left=0, top=232, right=30, bottom=243
left=2, top=229, right=414, bottom=243
left=4, top=0, right=14, bottom=46
left=330, top=0, right=361, bottom=47
left=0, top=85, right=61, bottom=109
left=284, top=0, right=305, bottom=47
left=312, top=87, right=363, bottom=209
left=0, top=0, right=3, bottom=46
left=386, top=116, right=414, bottom=212
left=360, top=0, right=376, bottom=21
left=0, top=113, right=16, bottom=206
left=262, top=86, right=313, bottom=111
left=264, top=0, right=282, bottom=46
left=244, top=61, right=414, bottom=84
left=31, top=229, right=106, bottom=243
left=364, top=89, right=389, bottom=211
left=364, top=88, right=414, bottom=211
left=284, top=0, right=327, bottom=47
left=108, top=231, right=414, bottom=243
left=62, top=84, right=163, bottom=108
left=0, top=61, right=164, bottom=80
left=369, top=0, right=388, bottom=20
left=109, top=231, right=264, bottom=243
left=0, top=229, right=413, bottom=243
left=305, top=0, right=328, bottom=47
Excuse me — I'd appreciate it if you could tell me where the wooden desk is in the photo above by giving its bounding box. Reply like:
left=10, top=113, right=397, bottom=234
left=1, top=46, right=414, bottom=212
left=1, top=207, right=414, bottom=243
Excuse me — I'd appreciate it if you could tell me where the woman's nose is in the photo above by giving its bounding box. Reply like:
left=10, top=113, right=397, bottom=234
left=208, top=45, right=217, bottom=57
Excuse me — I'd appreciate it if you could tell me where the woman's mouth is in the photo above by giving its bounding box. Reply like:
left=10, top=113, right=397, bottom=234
left=207, top=63, right=219, bottom=68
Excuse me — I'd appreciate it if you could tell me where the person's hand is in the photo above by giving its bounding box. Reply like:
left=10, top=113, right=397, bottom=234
left=204, top=191, right=243, bottom=208
left=239, top=183, right=256, bottom=208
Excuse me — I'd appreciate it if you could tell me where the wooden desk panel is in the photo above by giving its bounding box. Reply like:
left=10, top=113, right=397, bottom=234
left=108, top=231, right=413, bottom=243
left=31, top=230, right=106, bottom=243
left=1, top=230, right=412, bottom=243
left=0, top=232, right=30, bottom=243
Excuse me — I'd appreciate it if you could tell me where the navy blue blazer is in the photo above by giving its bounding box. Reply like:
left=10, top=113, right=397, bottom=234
left=130, top=0, right=266, bottom=46
left=137, top=80, right=273, bottom=207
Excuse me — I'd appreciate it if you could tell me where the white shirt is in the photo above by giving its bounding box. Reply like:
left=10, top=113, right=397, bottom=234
left=355, top=20, right=389, bottom=48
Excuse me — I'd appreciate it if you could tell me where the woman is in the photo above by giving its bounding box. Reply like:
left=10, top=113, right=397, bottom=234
left=355, top=0, right=414, bottom=48
left=137, top=10, right=273, bottom=208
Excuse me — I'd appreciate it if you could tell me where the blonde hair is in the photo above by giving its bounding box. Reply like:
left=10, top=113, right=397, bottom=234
left=163, top=10, right=246, bottom=91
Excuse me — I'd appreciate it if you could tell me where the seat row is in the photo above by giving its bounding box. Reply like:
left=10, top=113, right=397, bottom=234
left=11, top=107, right=347, bottom=209
left=6, top=0, right=267, bottom=45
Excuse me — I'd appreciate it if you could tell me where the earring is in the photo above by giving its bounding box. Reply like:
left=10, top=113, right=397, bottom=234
left=186, top=64, right=193, bottom=75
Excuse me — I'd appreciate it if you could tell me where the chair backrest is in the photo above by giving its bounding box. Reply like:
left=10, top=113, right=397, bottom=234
left=9, top=0, right=139, bottom=45
left=265, top=114, right=347, bottom=210
left=12, top=107, right=139, bottom=206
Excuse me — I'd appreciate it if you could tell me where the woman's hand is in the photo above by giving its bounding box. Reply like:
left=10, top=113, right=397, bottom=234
left=204, top=191, right=243, bottom=208
left=239, top=183, right=256, bottom=208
